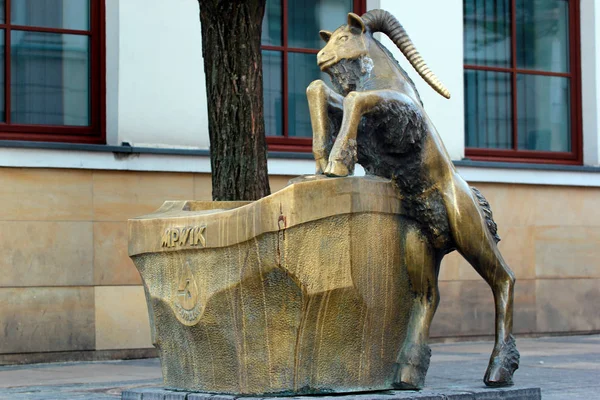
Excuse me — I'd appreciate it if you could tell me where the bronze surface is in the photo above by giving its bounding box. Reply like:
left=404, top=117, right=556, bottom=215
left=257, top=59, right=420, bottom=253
left=129, top=8, right=520, bottom=395
left=307, top=9, right=519, bottom=389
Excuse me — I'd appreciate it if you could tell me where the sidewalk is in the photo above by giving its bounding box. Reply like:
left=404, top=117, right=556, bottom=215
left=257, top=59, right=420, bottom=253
left=0, top=335, right=597, bottom=399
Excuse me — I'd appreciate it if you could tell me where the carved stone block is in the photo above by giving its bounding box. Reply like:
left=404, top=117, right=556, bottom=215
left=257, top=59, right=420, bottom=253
left=129, top=176, right=429, bottom=395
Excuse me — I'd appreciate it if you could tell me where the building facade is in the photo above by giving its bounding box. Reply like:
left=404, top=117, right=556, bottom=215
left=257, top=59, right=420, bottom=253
left=0, top=0, right=599, bottom=363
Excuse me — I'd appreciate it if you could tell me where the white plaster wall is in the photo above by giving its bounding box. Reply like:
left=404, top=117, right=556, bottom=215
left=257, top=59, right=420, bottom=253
left=108, top=0, right=463, bottom=156
left=581, top=0, right=600, bottom=166
left=105, top=0, right=463, bottom=156
left=105, top=0, right=119, bottom=145
left=377, top=0, right=465, bottom=160
left=114, top=0, right=209, bottom=148
left=5, top=0, right=600, bottom=185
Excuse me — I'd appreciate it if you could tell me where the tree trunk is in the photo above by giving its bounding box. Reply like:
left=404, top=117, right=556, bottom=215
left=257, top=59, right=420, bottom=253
left=199, top=0, right=271, bottom=201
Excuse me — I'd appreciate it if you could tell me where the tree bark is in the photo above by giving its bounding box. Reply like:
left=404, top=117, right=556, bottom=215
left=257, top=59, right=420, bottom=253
left=199, top=0, right=271, bottom=201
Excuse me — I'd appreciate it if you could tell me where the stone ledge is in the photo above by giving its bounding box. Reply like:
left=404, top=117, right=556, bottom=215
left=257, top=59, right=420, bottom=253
left=122, top=387, right=541, bottom=400
left=0, top=348, right=157, bottom=366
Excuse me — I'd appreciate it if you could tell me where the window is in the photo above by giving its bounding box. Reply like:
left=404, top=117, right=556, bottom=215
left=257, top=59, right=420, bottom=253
left=261, top=0, right=366, bottom=151
left=464, top=0, right=581, bottom=164
left=0, top=0, right=104, bottom=143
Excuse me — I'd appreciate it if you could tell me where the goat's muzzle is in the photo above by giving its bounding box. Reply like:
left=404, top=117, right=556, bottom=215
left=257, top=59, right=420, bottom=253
left=317, top=50, right=335, bottom=71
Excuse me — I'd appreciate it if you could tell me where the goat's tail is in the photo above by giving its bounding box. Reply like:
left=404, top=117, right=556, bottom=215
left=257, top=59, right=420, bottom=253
left=470, top=186, right=501, bottom=244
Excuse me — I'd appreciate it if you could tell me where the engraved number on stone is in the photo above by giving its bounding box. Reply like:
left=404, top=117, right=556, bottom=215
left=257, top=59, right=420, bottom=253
left=176, top=263, right=199, bottom=312
left=178, top=279, right=191, bottom=298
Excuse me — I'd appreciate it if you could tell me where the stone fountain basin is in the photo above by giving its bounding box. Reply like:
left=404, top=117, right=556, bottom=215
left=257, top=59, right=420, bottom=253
left=128, top=175, right=424, bottom=395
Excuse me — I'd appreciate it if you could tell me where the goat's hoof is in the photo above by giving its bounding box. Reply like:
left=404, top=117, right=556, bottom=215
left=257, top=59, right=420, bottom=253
left=324, top=160, right=349, bottom=177
left=392, top=343, right=431, bottom=390
left=484, top=335, right=520, bottom=387
left=315, top=158, right=328, bottom=175
left=484, top=362, right=514, bottom=387
left=392, top=363, right=425, bottom=390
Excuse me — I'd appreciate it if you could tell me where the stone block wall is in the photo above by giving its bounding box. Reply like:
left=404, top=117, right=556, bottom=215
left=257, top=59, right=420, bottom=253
left=0, top=167, right=598, bottom=362
left=432, top=183, right=600, bottom=338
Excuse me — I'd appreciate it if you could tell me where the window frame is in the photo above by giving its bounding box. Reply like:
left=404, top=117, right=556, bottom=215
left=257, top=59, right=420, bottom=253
left=0, top=0, right=105, bottom=144
left=464, top=0, right=582, bottom=165
left=262, top=0, right=366, bottom=152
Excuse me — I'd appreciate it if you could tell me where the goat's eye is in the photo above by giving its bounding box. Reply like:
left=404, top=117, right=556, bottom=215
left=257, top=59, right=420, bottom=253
left=338, top=36, right=349, bottom=42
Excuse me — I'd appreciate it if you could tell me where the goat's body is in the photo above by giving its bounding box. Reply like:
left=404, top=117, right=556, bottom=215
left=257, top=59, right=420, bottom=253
left=354, top=105, right=452, bottom=248
left=328, top=40, right=457, bottom=249
left=308, top=19, right=519, bottom=389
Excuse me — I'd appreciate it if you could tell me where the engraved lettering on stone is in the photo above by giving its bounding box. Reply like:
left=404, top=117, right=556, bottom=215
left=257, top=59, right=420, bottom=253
left=179, top=228, right=191, bottom=246
left=170, top=229, right=179, bottom=245
left=161, top=225, right=207, bottom=248
left=161, top=230, right=171, bottom=248
left=193, top=226, right=206, bottom=247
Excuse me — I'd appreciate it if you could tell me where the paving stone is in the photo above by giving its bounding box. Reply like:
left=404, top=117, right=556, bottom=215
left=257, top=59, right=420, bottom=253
left=187, top=395, right=236, bottom=400
left=121, top=391, right=143, bottom=400
left=122, top=387, right=188, bottom=399
left=0, top=335, right=595, bottom=400
left=164, top=391, right=190, bottom=400
left=121, top=387, right=541, bottom=400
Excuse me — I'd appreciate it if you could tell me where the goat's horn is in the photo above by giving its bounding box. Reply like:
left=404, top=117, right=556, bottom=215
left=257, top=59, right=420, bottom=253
left=361, top=9, right=451, bottom=99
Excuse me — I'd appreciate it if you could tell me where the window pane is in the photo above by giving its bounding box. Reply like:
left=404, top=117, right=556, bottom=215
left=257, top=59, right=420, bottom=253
left=517, top=74, right=570, bottom=152
left=0, top=30, right=4, bottom=121
left=464, top=70, right=512, bottom=149
left=0, top=0, right=5, bottom=23
left=11, top=31, right=90, bottom=126
left=288, top=52, right=328, bottom=138
left=262, top=0, right=282, bottom=46
left=516, top=0, right=569, bottom=72
left=263, top=50, right=283, bottom=136
left=288, top=0, right=352, bottom=49
left=11, top=0, right=90, bottom=31
left=463, top=0, right=511, bottom=67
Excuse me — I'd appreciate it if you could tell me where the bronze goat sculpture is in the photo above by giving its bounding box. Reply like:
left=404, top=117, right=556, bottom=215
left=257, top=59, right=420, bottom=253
left=307, top=10, right=520, bottom=389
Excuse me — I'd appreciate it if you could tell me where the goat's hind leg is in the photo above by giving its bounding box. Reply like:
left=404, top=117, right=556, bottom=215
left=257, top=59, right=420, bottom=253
left=306, top=80, right=343, bottom=174
left=445, top=180, right=520, bottom=386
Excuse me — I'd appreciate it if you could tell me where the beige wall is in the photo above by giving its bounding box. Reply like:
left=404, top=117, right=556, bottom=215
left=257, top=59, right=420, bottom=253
left=433, top=182, right=600, bottom=338
left=0, top=167, right=598, bottom=362
left=0, top=168, right=291, bottom=361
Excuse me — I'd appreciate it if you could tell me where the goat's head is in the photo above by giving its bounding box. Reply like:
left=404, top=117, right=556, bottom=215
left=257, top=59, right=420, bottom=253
left=317, top=14, right=374, bottom=94
left=317, top=10, right=451, bottom=99
left=317, top=13, right=368, bottom=72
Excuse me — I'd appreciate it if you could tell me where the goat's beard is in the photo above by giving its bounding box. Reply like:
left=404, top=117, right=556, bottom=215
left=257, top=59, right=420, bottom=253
left=326, top=55, right=374, bottom=95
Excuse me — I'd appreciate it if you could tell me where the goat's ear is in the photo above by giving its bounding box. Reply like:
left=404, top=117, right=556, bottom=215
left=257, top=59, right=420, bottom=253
left=319, top=30, right=333, bottom=43
left=347, top=13, right=365, bottom=33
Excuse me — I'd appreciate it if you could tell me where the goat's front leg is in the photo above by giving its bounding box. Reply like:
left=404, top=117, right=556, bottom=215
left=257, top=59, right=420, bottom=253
left=307, top=80, right=343, bottom=174
left=326, top=90, right=418, bottom=177
left=325, top=90, right=389, bottom=176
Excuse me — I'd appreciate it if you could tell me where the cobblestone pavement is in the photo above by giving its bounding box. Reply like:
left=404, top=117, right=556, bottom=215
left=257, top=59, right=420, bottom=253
left=0, top=335, right=597, bottom=399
